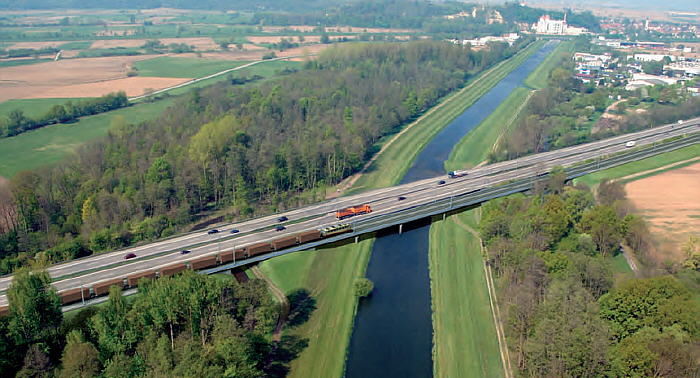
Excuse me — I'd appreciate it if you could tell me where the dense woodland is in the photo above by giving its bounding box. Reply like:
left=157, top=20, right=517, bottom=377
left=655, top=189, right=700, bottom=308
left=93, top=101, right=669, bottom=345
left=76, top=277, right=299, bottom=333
left=0, top=39, right=530, bottom=274
left=491, top=50, right=700, bottom=162
left=0, top=268, right=304, bottom=377
left=480, top=175, right=700, bottom=377
left=0, top=92, right=128, bottom=138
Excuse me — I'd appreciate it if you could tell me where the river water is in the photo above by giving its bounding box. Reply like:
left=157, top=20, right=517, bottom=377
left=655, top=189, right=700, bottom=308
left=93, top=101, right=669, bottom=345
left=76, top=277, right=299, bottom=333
left=344, top=41, right=557, bottom=377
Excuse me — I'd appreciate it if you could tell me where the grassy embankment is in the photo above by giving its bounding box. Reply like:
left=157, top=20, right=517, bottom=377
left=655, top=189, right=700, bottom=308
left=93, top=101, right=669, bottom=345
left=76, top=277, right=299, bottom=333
left=430, top=41, right=574, bottom=378
left=258, top=40, right=545, bottom=378
left=0, top=60, right=300, bottom=178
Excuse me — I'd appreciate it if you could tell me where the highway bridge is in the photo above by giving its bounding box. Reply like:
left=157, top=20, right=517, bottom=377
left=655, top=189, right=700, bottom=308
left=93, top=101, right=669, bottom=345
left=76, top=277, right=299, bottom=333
left=1, top=118, right=699, bottom=310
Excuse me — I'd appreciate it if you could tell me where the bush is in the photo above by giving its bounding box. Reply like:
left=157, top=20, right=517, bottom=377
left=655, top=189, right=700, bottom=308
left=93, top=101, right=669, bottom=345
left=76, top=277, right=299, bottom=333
left=354, top=278, right=374, bottom=297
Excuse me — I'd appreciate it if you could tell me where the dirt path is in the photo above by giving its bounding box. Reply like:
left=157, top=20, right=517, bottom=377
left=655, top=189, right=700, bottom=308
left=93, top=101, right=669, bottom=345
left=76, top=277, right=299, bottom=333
left=620, top=243, right=640, bottom=277
left=250, top=265, right=289, bottom=342
left=449, top=213, right=513, bottom=378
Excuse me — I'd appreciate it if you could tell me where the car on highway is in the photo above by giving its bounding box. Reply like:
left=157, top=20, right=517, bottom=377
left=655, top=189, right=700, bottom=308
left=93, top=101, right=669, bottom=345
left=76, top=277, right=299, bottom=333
left=437, top=180, right=446, bottom=185
left=625, top=141, right=636, bottom=148
left=207, top=229, right=219, bottom=234
left=398, top=196, right=406, bottom=201
left=124, top=253, right=137, bottom=260
left=275, top=225, right=285, bottom=231
left=181, top=250, right=191, bottom=255
left=229, top=229, right=239, bottom=234
left=278, top=216, right=288, bottom=222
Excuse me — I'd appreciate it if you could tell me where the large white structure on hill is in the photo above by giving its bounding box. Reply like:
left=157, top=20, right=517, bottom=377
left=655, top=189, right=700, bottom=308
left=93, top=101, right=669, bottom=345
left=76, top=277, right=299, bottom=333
left=532, top=14, right=587, bottom=35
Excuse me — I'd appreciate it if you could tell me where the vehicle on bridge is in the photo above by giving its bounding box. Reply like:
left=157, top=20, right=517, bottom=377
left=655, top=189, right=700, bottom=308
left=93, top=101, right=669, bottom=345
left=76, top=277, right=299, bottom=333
left=625, top=141, right=636, bottom=148
left=335, top=204, right=372, bottom=220
left=448, top=170, right=468, bottom=178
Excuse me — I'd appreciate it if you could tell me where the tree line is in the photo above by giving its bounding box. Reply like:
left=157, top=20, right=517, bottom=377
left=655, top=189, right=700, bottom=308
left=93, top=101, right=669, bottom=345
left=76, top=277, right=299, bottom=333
left=0, top=267, right=306, bottom=376
left=480, top=174, right=699, bottom=376
left=1, top=92, right=129, bottom=138
left=0, top=40, right=529, bottom=274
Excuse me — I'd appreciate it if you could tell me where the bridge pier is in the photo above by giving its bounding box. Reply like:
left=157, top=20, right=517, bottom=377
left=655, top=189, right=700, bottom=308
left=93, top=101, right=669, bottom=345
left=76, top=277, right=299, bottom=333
left=442, top=213, right=446, bottom=221
left=399, top=224, right=403, bottom=235
left=355, top=235, right=359, bottom=244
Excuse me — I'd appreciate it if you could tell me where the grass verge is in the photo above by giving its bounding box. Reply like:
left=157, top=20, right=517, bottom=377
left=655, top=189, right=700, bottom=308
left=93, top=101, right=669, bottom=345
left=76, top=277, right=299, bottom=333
left=430, top=210, right=504, bottom=378
left=523, top=40, right=574, bottom=90
left=0, top=98, right=83, bottom=119
left=259, top=239, right=374, bottom=378
left=446, top=87, right=532, bottom=171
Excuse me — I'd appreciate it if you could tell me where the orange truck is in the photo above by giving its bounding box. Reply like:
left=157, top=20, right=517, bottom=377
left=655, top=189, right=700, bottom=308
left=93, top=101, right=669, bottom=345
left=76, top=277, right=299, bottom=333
left=335, top=204, right=372, bottom=220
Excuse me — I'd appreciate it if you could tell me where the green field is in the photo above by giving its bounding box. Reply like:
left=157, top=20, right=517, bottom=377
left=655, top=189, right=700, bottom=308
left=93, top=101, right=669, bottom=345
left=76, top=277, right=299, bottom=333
left=133, top=56, right=250, bottom=78
left=0, top=58, right=52, bottom=68
left=348, top=40, right=545, bottom=194
left=58, top=41, right=93, bottom=50
left=0, top=98, right=81, bottom=119
left=0, top=98, right=176, bottom=178
left=574, top=143, right=700, bottom=187
left=257, top=42, right=545, bottom=378
left=524, top=40, right=575, bottom=90
left=430, top=211, right=504, bottom=378
left=446, top=87, right=532, bottom=171
left=259, top=239, right=374, bottom=378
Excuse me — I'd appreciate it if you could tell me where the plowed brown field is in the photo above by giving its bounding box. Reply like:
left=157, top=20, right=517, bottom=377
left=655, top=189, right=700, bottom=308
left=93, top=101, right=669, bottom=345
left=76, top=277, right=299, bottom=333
left=625, top=163, right=700, bottom=264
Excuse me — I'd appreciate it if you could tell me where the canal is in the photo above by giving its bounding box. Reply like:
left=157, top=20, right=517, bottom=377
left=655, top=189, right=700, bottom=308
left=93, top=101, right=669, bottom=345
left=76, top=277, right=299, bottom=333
left=344, top=41, right=558, bottom=377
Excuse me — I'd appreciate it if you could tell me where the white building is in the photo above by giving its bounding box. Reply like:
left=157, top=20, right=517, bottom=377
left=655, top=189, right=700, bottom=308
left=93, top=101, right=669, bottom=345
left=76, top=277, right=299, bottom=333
left=625, top=73, right=679, bottom=91
left=533, top=15, right=566, bottom=34
left=633, top=53, right=676, bottom=62
left=532, top=14, right=588, bottom=35
left=451, top=33, right=520, bottom=47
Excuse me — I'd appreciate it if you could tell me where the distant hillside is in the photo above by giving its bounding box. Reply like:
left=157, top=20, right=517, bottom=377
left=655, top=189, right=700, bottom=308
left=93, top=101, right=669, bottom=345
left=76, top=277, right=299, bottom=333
left=0, top=0, right=351, bottom=11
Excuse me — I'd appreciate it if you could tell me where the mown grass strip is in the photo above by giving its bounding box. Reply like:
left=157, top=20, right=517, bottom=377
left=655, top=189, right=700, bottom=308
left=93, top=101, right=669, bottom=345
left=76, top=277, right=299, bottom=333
left=430, top=211, right=504, bottom=378
left=523, top=40, right=575, bottom=90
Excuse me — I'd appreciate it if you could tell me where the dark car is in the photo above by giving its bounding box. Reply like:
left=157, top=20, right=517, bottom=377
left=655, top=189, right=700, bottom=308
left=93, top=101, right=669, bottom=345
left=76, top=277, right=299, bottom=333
left=278, top=216, right=288, bottom=222
left=229, top=229, right=240, bottom=234
left=124, top=253, right=137, bottom=260
left=275, top=225, right=285, bottom=231
left=207, top=229, right=219, bottom=235
left=181, top=249, right=191, bottom=255
left=398, top=196, right=406, bottom=201
left=437, top=180, right=446, bottom=185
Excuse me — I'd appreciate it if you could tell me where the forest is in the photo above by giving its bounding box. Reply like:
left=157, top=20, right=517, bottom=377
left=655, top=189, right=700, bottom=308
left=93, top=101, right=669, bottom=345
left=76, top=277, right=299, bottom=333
left=0, top=267, right=305, bottom=377
left=1, top=92, right=129, bottom=138
left=480, top=174, right=700, bottom=376
left=0, top=39, right=529, bottom=274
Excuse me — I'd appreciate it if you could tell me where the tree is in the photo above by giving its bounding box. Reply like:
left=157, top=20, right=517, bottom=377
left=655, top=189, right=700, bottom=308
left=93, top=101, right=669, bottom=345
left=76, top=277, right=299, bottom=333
left=577, top=205, right=624, bottom=257
left=7, top=267, right=62, bottom=347
left=59, top=330, right=100, bottom=378
left=16, top=344, right=52, bottom=378
left=354, top=278, right=374, bottom=297
left=90, top=286, right=138, bottom=361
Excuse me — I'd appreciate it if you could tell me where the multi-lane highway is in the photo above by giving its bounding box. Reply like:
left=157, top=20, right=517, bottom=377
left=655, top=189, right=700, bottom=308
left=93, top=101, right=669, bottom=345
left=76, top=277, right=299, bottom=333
left=1, top=117, right=698, bottom=307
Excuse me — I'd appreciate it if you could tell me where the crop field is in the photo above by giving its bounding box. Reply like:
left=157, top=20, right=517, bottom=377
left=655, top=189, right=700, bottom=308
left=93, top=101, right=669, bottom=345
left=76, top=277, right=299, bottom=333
left=133, top=56, right=250, bottom=78
left=625, top=163, right=700, bottom=264
left=0, top=98, right=176, bottom=178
